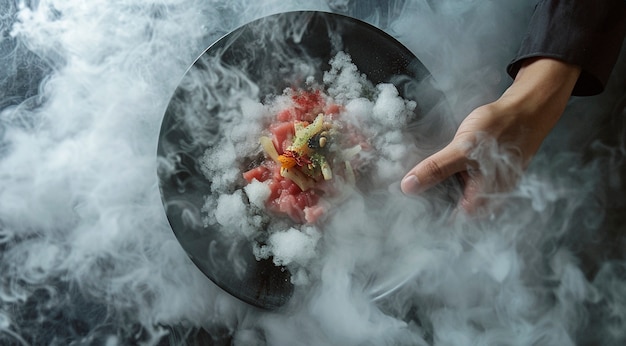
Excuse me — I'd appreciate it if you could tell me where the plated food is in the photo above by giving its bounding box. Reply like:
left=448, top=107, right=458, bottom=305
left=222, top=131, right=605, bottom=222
left=243, top=89, right=365, bottom=224
left=157, top=11, right=439, bottom=309
left=198, top=52, right=417, bottom=282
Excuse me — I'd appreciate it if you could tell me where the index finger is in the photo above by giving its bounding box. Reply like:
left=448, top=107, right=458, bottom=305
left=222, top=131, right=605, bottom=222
left=401, top=143, right=471, bottom=195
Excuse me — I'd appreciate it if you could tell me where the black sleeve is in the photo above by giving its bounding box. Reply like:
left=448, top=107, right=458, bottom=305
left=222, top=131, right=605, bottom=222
left=507, top=0, right=626, bottom=96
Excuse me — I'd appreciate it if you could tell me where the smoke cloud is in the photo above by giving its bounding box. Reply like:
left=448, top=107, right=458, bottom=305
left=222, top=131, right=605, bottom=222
left=0, top=0, right=624, bottom=345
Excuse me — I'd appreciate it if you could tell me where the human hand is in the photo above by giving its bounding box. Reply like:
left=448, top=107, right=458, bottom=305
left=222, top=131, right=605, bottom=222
left=401, top=58, right=581, bottom=213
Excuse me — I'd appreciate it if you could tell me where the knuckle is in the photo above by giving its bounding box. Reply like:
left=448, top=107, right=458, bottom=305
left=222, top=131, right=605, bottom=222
left=422, top=159, right=446, bottom=180
left=453, top=139, right=475, bottom=158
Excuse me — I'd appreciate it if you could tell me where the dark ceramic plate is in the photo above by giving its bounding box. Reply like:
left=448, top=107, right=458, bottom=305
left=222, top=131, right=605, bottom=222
left=157, top=11, right=445, bottom=310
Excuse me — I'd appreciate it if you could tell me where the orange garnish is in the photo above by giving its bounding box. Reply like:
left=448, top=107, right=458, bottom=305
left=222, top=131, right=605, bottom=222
left=277, top=155, right=297, bottom=169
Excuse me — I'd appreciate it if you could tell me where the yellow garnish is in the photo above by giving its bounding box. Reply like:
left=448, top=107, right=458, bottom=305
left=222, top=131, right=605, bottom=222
left=280, top=167, right=313, bottom=191
left=260, top=136, right=280, bottom=162
left=289, top=113, right=324, bottom=155
left=344, top=161, right=355, bottom=185
left=320, top=160, right=332, bottom=180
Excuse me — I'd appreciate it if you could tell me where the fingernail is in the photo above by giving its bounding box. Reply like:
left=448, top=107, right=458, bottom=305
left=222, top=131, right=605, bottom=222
left=401, top=175, right=420, bottom=195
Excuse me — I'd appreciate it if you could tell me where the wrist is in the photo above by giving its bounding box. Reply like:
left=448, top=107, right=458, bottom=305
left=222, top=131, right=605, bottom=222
left=497, top=58, right=581, bottom=128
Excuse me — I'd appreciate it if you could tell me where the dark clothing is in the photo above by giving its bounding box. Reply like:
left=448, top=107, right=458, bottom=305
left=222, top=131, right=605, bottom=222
left=507, top=0, right=626, bottom=96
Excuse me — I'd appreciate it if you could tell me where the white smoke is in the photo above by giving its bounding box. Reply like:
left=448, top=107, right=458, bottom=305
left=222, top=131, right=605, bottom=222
left=0, top=0, right=624, bottom=345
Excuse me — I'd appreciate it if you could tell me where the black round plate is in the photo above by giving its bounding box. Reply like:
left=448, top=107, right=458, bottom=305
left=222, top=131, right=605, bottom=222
left=157, top=11, right=442, bottom=310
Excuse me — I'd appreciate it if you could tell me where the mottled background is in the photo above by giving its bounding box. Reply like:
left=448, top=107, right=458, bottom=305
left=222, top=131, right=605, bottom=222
left=0, top=0, right=624, bottom=345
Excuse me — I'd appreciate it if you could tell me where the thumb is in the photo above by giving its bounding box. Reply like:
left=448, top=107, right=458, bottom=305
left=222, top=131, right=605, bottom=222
left=401, top=142, right=470, bottom=195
